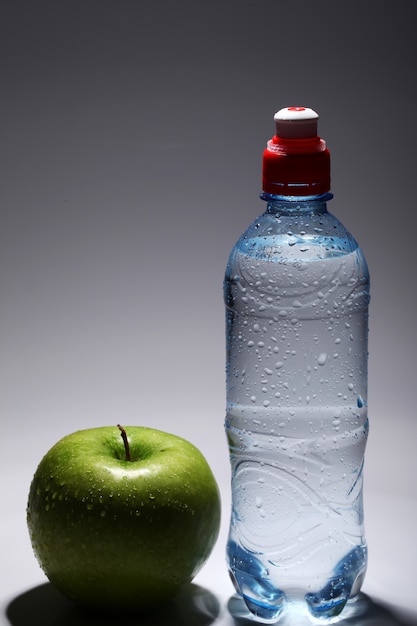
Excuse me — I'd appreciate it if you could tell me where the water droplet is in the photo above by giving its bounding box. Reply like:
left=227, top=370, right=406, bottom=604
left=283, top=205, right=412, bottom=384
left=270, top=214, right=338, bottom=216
left=317, top=353, right=327, bottom=366
left=275, top=361, right=284, bottom=369
left=264, top=368, right=273, bottom=375
left=247, top=340, right=254, bottom=347
left=256, top=497, right=263, bottom=508
left=357, top=395, right=364, bottom=408
left=253, top=324, right=260, bottom=332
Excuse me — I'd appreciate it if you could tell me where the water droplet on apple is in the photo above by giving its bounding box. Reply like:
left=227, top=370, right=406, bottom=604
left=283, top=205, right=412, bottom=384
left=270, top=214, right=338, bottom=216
left=149, top=494, right=155, bottom=500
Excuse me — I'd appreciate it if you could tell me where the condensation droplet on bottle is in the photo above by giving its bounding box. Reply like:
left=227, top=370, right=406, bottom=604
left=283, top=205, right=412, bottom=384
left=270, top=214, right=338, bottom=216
left=357, top=395, right=364, bottom=408
left=317, top=353, right=327, bottom=366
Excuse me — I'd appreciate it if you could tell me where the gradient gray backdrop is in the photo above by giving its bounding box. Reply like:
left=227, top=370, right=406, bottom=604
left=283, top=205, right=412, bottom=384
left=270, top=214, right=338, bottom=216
left=1, top=0, right=416, bottom=620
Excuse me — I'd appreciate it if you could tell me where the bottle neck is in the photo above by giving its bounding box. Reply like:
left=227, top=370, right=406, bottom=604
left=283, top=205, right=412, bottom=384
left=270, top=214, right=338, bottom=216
left=260, top=191, right=333, bottom=216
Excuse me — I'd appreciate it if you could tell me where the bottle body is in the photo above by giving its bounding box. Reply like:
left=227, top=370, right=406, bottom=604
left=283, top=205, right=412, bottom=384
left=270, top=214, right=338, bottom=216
left=225, top=195, right=369, bottom=622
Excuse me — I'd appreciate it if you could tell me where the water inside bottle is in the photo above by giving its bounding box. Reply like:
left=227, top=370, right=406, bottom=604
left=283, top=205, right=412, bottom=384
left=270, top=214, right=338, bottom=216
left=225, top=228, right=370, bottom=622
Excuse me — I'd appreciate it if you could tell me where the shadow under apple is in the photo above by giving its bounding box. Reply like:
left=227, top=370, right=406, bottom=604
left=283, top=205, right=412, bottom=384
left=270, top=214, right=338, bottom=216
left=6, top=581, right=221, bottom=626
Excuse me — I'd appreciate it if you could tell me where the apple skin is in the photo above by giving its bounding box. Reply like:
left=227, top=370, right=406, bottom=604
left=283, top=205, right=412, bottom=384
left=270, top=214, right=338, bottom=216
left=27, top=426, right=221, bottom=612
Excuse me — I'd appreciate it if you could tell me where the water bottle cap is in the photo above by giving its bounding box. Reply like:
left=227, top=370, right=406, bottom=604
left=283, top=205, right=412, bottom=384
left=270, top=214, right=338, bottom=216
left=274, top=106, right=318, bottom=138
left=262, top=106, right=331, bottom=196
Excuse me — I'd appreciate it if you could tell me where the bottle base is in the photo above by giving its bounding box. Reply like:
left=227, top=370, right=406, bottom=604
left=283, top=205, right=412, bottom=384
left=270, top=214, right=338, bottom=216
left=227, top=543, right=367, bottom=623
left=228, top=592, right=367, bottom=625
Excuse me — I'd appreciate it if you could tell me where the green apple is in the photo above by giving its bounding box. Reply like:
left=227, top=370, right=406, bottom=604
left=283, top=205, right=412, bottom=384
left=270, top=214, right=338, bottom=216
left=27, top=425, right=221, bottom=612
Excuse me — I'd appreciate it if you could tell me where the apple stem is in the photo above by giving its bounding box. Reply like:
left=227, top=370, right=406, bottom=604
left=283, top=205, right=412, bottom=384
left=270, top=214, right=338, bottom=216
left=117, top=425, right=132, bottom=462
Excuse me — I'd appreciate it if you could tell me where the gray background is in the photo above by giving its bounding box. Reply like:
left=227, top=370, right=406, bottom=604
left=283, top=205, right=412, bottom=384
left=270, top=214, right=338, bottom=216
left=1, top=1, right=416, bottom=621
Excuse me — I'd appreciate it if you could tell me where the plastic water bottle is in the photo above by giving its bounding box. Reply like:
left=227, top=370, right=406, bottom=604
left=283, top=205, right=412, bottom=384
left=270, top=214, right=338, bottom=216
left=224, top=107, right=370, bottom=623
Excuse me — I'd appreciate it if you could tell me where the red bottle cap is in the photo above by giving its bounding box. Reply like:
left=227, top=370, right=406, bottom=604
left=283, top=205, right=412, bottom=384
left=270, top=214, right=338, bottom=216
left=262, top=106, right=331, bottom=196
